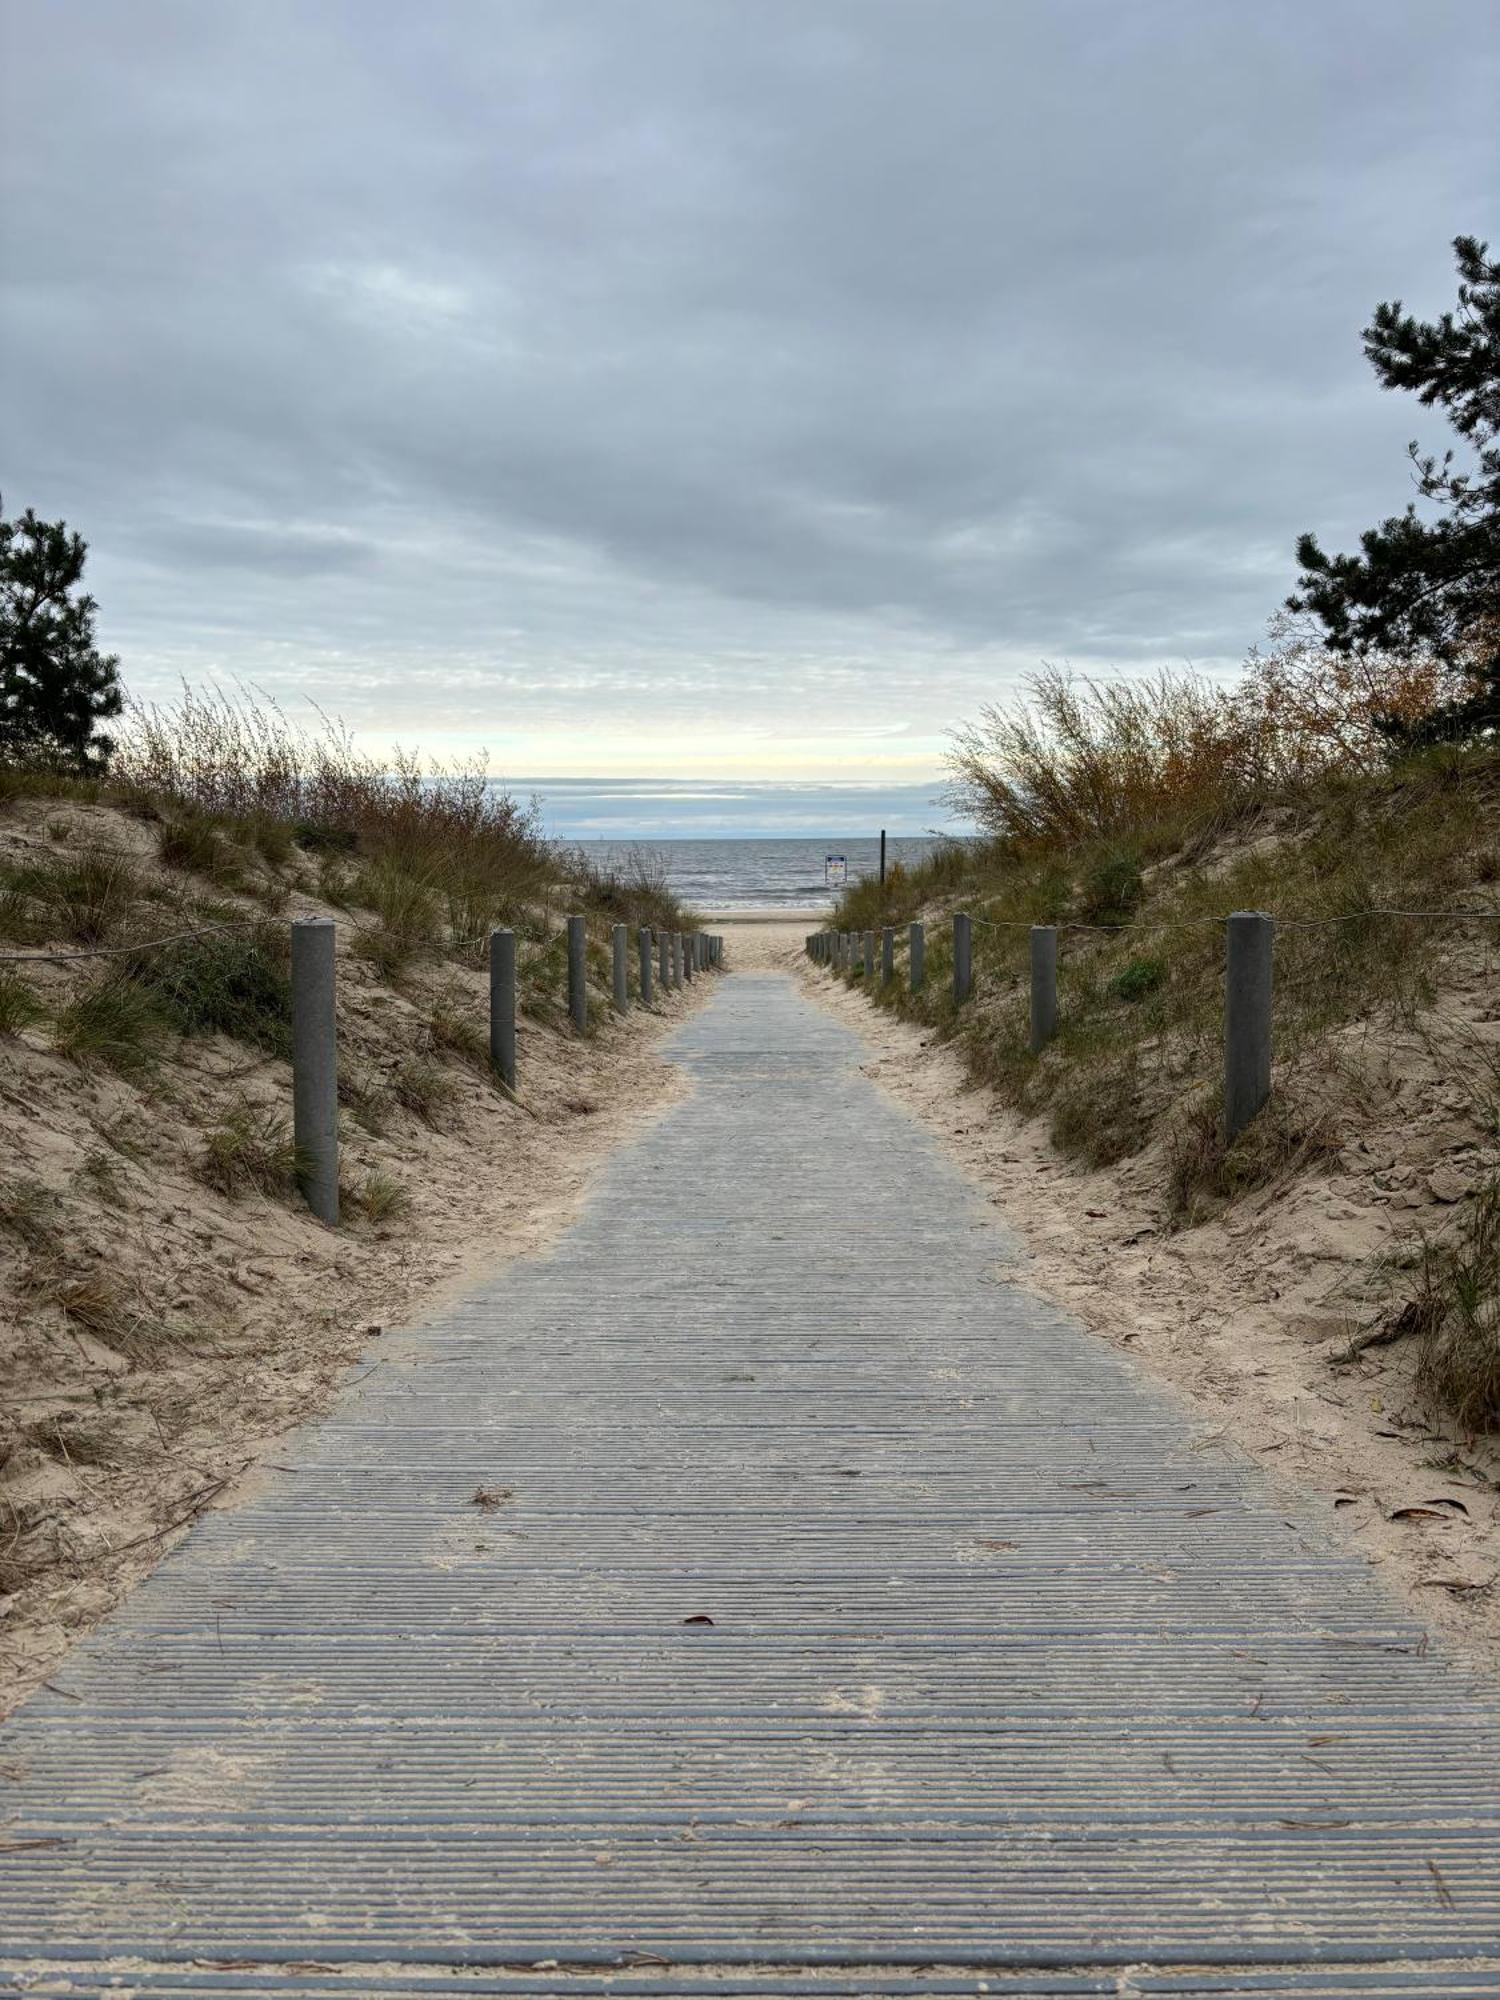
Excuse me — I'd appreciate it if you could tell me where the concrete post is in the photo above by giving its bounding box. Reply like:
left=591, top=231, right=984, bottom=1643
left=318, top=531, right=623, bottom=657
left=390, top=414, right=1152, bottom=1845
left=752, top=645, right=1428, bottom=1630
left=611, top=924, right=628, bottom=1011
left=638, top=926, right=654, bottom=1004
left=567, top=913, right=587, bottom=1034
left=953, top=912, right=972, bottom=1004
left=488, top=926, right=517, bottom=1091
left=1224, top=910, right=1274, bottom=1141
left=881, top=925, right=894, bottom=987
left=910, top=920, right=925, bottom=993
left=1029, top=924, right=1058, bottom=1054
left=290, top=916, right=338, bottom=1225
left=863, top=929, right=875, bottom=981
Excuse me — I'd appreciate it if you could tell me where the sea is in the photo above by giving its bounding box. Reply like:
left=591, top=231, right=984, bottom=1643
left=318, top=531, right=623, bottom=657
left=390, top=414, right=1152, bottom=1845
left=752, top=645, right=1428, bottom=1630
left=560, top=836, right=955, bottom=911
left=520, top=777, right=973, bottom=911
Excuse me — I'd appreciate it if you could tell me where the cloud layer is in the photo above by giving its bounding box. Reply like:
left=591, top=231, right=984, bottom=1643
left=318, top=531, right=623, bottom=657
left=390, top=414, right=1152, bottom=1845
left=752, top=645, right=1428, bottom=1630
left=2, top=0, right=1496, bottom=775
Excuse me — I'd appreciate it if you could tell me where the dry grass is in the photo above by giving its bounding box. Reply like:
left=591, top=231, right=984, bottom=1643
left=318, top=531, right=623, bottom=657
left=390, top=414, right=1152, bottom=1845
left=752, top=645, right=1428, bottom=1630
left=197, top=1098, right=306, bottom=1199
left=1409, top=1183, right=1500, bottom=1433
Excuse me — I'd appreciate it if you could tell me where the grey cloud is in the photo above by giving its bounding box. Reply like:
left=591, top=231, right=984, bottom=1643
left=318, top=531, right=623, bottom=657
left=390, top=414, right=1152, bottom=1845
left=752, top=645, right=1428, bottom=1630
left=1, top=0, right=1497, bottom=754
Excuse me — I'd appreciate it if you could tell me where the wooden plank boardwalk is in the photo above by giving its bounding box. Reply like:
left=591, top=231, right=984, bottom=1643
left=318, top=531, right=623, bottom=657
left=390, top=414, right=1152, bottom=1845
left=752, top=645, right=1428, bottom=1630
left=3, top=970, right=1500, bottom=1996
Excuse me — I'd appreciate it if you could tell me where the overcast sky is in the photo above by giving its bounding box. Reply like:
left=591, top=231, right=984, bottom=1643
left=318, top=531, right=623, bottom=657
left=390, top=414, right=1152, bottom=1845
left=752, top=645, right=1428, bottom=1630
left=2, top=1, right=1496, bottom=790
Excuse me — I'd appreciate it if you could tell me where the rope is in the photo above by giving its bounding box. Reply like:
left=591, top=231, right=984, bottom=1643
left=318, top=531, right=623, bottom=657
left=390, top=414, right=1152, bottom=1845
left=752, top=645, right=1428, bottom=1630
left=0, top=914, right=580, bottom=968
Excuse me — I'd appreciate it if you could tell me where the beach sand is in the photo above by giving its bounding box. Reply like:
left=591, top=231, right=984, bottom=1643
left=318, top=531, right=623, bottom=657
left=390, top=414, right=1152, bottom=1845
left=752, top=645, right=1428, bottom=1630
left=705, top=908, right=819, bottom=971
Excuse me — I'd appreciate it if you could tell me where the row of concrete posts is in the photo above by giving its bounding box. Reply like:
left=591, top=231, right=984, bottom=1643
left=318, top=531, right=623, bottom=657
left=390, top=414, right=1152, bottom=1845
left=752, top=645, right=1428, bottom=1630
left=809, top=909, right=1273, bottom=1144
left=289, top=916, right=723, bottom=1227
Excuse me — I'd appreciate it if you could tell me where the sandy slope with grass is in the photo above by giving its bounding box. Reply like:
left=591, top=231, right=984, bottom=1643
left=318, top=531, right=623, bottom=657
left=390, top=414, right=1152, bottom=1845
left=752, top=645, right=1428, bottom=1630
left=2, top=795, right=708, bottom=1715
left=785, top=932, right=1500, bottom=1677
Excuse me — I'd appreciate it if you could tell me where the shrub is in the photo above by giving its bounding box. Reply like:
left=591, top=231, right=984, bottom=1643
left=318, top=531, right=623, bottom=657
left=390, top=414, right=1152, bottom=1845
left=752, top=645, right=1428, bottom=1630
left=1080, top=853, right=1144, bottom=927
left=131, top=925, right=292, bottom=1054
left=157, top=815, right=230, bottom=877
left=53, top=975, right=167, bottom=1077
left=1109, top=955, right=1165, bottom=1002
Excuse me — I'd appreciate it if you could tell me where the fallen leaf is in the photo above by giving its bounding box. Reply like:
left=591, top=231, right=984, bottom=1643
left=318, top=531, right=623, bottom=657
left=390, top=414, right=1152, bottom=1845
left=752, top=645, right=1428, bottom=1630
left=471, top=1485, right=513, bottom=1511
left=682, top=1613, right=715, bottom=1626
left=1427, top=1858, right=1456, bottom=1910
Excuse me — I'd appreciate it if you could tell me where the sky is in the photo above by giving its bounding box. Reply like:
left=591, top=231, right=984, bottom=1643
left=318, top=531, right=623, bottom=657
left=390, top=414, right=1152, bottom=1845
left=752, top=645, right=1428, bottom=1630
left=2, top=1, right=1497, bottom=831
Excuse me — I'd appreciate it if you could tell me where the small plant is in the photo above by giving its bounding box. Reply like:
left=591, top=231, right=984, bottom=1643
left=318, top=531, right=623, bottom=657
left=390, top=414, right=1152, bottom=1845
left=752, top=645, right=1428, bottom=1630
left=9, top=848, right=139, bottom=946
left=349, top=1169, right=411, bottom=1224
left=132, top=924, right=292, bottom=1054
left=158, top=815, right=230, bottom=877
left=1166, top=1090, right=1341, bottom=1226
left=1109, top=955, right=1166, bottom=1002
left=428, top=998, right=489, bottom=1071
left=391, top=1055, right=459, bottom=1126
left=1079, top=853, right=1144, bottom=927
left=53, top=974, right=167, bottom=1077
left=198, top=1097, right=305, bottom=1198
left=0, top=1176, right=61, bottom=1251
left=33, top=1269, right=171, bottom=1362
left=340, top=1068, right=394, bottom=1136
left=1409, top=1181, right=1500, bottom=1433
left=75, top=1147, right=126, bottom=1204
left=0, top=967, right=43, bottom=1036
left=352, top=858, right=440, bottom=952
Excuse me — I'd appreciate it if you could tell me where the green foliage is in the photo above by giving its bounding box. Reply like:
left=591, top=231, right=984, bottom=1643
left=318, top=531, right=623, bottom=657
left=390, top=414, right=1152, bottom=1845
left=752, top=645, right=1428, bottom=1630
left=130, top=924, right=292, bottom=1054
left=1079, top=853, right=1144, bottom=926
left=0, top=506, right=123, bottom=768
left=0, top=967, right=43, bottom=1035
left=1108, top=955, right=1165, bottom=1002
left=3, top=848, right=139, bottom=946
left=158, top=815, right=233, bottom=878
left=1290, top=236, right=1500, bottom=745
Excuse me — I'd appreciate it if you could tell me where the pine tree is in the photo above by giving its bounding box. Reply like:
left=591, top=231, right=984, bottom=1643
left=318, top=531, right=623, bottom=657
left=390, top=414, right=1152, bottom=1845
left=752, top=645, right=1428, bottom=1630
left=0, top=505, right=124, bottom=767
left=1288, top=235, right=1500, bottom=743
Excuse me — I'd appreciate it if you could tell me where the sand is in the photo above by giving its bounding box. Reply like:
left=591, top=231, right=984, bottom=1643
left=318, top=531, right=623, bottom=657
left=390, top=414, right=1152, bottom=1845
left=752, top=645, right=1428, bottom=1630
left=0, top=798, right=714, bottom=1713
left=788, top=941, right=1500, bottom=1677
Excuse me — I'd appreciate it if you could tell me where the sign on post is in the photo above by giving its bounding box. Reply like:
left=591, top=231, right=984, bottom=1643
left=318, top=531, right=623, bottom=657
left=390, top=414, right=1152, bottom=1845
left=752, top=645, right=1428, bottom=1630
left=825, top=854, right=847, bottom=889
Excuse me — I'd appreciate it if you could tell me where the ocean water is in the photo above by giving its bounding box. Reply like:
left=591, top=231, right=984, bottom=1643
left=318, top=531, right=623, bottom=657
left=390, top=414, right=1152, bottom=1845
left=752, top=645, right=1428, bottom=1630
left=562, top=836, right=956, bottom=911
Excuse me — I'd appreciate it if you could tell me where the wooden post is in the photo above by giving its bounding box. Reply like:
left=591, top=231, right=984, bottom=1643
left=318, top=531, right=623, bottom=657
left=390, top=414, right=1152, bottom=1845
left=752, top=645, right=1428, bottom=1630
left=489, top=927, right=517, bottom=1090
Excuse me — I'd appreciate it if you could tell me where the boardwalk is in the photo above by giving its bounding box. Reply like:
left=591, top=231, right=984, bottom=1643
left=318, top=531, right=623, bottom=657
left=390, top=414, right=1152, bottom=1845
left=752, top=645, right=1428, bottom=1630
left=3, top=970, right=1500, bottom=1996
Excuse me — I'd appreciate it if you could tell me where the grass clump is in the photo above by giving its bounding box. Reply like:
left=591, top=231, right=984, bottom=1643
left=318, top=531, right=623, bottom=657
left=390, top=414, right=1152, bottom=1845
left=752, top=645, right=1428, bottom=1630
left=0, top=967, right=43, bottom=1035
left=348, top=1169, right=411, bottom=1224
left=0, top=1176, right=62, bottom=1252
left=392, top=1056, right=459, bottom=1126
left=198, top=1098, right=305, bottom=1198
left=1407, top=1182, right=1500, bottom=1434
left=53, top=975, right=168, bottom=1077
left=3, top=848, right=140, bottom=946
left=157, top=815, right=234, bottom=879
left=1165, top=1091, right=1342, bottom=1226
left=428, top=995, right=489, bottom=1071
left=131, top=923, right=292, bottom=1054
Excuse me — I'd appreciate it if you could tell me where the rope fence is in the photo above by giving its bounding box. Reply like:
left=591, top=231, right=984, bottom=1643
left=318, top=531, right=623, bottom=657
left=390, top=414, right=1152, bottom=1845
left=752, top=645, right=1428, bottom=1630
left=2, top=909, right=724, bottom=1228
left=807, top=902, right=1500, bottom=1150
